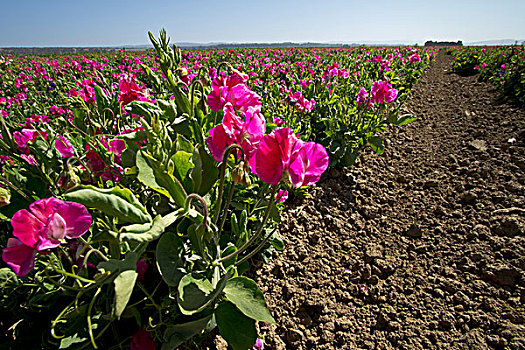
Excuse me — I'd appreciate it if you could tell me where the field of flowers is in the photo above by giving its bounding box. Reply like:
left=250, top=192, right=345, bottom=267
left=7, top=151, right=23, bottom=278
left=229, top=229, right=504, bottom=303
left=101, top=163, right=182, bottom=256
left=449, top=45, right=525, bottom=104
left=0, top=30, right=434, bottom=349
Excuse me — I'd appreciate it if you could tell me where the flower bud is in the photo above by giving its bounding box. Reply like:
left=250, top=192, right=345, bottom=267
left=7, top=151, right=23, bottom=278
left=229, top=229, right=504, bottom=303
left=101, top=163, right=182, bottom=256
left=231, top=161, right=251, bottom=187
left=0, top=187, right=10, bottom=207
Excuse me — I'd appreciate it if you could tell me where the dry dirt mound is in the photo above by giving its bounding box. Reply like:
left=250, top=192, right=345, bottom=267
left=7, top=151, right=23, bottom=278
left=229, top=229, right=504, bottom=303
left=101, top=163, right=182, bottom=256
left=252, top=51, right=525, bottom=350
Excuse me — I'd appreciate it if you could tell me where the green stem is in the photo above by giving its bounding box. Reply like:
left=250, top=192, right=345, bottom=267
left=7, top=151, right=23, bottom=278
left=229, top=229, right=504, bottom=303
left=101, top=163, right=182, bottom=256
left=51, top=299, right=77, bottom=339
left=215, top=184, right=278, bottom=264
left=212, top=144, right=244, bottom=225
left=51, top=266, right=98, bottom=284
left=87, top=288, right=102, bottom=349
left=236, top=226, right=278, bottom=266
left=218, top=182, right=235, bottom=234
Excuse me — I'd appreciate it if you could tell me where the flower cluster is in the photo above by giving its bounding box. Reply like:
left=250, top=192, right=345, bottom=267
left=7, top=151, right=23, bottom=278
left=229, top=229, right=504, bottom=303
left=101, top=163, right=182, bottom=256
left=356, top=80, right=398, bottom=106
left=207, top=71, right=261, bottom=112
left=207, top=73, right=329, bottom=188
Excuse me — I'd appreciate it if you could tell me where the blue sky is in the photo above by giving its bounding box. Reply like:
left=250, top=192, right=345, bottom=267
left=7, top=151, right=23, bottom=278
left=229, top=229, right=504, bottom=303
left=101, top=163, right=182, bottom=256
left=1, top=0, right=524, bottom=46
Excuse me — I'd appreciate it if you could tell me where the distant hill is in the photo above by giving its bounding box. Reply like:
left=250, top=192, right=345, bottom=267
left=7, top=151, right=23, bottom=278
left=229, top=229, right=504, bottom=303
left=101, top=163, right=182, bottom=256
left=1, top=39, right=522, bottom=55
left=466, top=39, right=524, bottom=46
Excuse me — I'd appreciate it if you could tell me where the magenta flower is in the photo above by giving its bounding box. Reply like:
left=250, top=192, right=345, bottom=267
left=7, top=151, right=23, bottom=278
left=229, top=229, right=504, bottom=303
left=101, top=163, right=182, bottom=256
left=251, top=128, right=328, bottom=187
left=356, top=87, right=368, bottom=105
left=136, top=258, right=149, bottom=282
left=370, top=80, right=398, bottom=104
left=207, top=72, right=261, bottom=113
left=2, top=198, right=92, bottom=277
left=206, top=103, right=266, bottom=162
left=55, top=136, right=75, bottom=158
left=13, top=129, right=47, bottom=154
left=275, top=189, right=288, bottom=203
left=118, top=76, right=147, bottom=106
left=130, top=328, right=156, bottom=350
left=252, top=338, right=264, bottom=350
left=409, top=53, right=421, bottom=63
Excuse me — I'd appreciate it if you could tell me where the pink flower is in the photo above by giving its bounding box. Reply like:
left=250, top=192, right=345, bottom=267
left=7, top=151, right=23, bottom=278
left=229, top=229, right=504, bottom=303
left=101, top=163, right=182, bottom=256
left=55, top=136, right=75, bottom=158
left=273, top=117, right=285, bottom=126
left=252, top=338, right=264, bottom=350
left=86, top=149, right=123, bottom=182
left=370, top=80, right=398, bottom=104
left=2, top=198, right=92, bottom=277
left=130, top=328, right=156, bottom=350
left=207, top=73, right=261, bottom=113
left=275, top=189, right=288, bottom=203
left=136, top=259, right=149, bottom=282
left=251, top=128, right=328, bottom=187
left=356, top=87, right=368, bottom=105
left=206, top=103, right=266, bottom=162
left=13, top=129, right=47, bottom=154
left=118, top=76, right=147, bottom=106
left=20, top=154, right=37, bottom=166
left=409, top=53, right=421, bottom=63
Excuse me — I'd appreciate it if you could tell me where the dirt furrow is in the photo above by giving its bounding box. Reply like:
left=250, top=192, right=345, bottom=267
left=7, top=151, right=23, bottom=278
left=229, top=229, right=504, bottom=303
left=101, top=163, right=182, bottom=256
left=253, top=50, right=525, bottom=350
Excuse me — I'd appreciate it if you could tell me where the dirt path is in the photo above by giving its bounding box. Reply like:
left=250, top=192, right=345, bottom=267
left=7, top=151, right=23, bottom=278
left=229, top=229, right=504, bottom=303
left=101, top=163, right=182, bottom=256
left=253, top=51, right=525, bottom=350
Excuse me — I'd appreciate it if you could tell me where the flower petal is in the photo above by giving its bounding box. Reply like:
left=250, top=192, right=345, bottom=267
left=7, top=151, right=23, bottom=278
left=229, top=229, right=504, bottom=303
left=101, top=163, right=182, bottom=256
left=54, top=201, right=92, bottom=239
left=2, top=238, right=36, bottom=277
left=11, top=209, right=42, bottom=248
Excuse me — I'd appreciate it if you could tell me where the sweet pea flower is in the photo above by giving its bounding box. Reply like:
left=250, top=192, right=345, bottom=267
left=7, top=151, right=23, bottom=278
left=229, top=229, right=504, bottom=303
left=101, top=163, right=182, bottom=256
left=251, top=128, right=328, bottom=187
left=208, top=72, right=261, bottom=112
left=252, top=338, right=264, bottom=350
left=356, top=87, right=368, bottom=105
left=370, top=80, right=398, bottom=104
left=206, top=103, right=266, bottom=162
left=55, top=136, right=75, bottom=158
left=130, top=328, right=156, bottom=350
left=118, top=75, right=147, bottom=106
left=275, top=189, right=288, bottom=203
left=13, top=129, right=47, bottom=154
left=136, top=258, right=149, bottom=282
left=2, top=198, right=92, bottom=277
left=409, top=53, right=421, bottom=63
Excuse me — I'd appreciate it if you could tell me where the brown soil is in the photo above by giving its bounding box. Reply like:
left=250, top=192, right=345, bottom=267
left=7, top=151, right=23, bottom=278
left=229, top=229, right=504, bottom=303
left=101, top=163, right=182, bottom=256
left=251, top=51, right=525, bottom=349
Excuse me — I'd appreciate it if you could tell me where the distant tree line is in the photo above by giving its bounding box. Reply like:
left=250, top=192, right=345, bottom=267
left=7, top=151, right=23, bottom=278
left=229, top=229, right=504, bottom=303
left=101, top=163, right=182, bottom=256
left=424, top=40, right=463, bottom=47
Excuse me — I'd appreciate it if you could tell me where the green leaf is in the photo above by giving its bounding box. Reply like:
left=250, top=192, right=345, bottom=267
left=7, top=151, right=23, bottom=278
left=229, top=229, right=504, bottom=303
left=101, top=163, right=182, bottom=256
left=59, top=333, right=88, bottom=349
left=156, top=232, right=185, bottom=286
left=136, top=150, right=171, bottom=198
left=64, top=185, right=151, bottom=224
left=223, top=277, right=275, bottom=323
left=269, top=230, right=284, bottom=251
left=394, top=114, right=418, bottom=126
left=190, top=145, right=219, bottom=196
left=114, top=270, right=138, bottom=319
left=215, top=301, right=257, bottom=350
left=125, top=101, right=163, bottom=123
left=0, top=268, right=18, bottom=284
left=177, top=134, right=194, bottom=153
left=119, top=210, right=184, bottom=242
left=368, top=136, right=384, bottom=155
left=97, top=252, right=138, bottom=276
left=172, top=151, right=194, bottom=183
left=268, top=202, right=281, bottom=223
left=157, top=99, right=177, bottom=122
left=137, top=150, right=187, bottom=208
left=173, top=86, right=191, bottom=115
left=177, top=273, right=229, bottom=315
left=94, top=85, right=108, bottom=115
left=162, top=315, right=212, bottom=350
